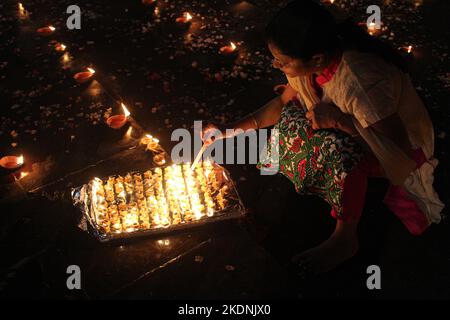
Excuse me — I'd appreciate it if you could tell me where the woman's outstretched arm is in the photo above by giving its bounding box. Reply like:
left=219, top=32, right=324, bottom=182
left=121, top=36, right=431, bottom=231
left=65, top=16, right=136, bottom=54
left=202, top=84, right=297, bottom=144
left=231, top=83, right=297, bottom=131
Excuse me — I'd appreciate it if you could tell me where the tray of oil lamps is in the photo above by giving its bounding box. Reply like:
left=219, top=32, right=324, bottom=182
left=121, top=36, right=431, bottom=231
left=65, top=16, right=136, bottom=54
left=71, top=161, right=245, bottom=242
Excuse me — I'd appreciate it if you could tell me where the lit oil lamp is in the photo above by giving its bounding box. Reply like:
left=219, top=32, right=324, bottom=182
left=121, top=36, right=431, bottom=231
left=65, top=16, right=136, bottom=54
left=106, top=103, right=131, bottom=129
left=60, top=52, right=72, bottom=70
left=63, top=52, right=70, bottom=62
left=74, top=67, right=96, bottom=83
left=141, top=134, right=160, bottom=151
left=368, top=22, right=376, bottom=35
left=18, top=2, right=28, bottom=18
left=176, top=12, right=193, bottom=24
left=358, top=22, right=380, bottom=35
left=153, top=153, right=166, bottom=166
left=37, top=25, right=55, bottom=36
left=219, top=42, right=237, bottom=55
left=54, top=43, right=66, bottom=52
left=0, top=155, right=24, bottom=169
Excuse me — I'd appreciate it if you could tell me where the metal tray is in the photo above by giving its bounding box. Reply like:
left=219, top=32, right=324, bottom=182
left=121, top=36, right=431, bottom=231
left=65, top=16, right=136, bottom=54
left=72, top=162, right=245, bottom=242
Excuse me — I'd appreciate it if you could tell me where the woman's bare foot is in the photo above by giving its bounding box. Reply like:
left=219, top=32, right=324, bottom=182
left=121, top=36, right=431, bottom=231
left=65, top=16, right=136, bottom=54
left=292, top=219, right=359, bottom=276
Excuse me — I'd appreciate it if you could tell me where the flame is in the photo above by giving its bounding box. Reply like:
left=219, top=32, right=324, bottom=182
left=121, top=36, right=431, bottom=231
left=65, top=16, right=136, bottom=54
left=62, top=52, right=70, bottom=62
left=87, top=67, right=96, bottom=74
left=368, top=22, right=376, bottom=31
left=18, top=3, right=24, bottom=11
left=49, top=26, right=56, bottom=31
left=230, top=42, right=236, bottom=50
left=329, top=0, right=335, bottom=3
left=17, top=155, right=24, bottom=165
left=144, top=134, right=159, bottom=144
left=19, top=172, right=29, bottom=179
left=121, top=103, right=131, bottom=117
left=93, top=177, right=102, bottom=184
left=126, top=126, right=133, bottom=137
left=407, top=45, right=413, bottom=53
left=60, top=44, right=66, bottom=51
left=91, top=177, right=100, bottom=208
left=186, top=12, right=193, bottom=21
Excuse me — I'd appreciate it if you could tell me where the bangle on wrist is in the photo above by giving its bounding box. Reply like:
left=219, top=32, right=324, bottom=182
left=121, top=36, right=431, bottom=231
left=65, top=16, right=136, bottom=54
left=250, top=113, right=259, bottom=129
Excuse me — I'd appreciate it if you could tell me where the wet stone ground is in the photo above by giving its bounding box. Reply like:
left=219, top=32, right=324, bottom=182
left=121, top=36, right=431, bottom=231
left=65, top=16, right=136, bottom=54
left=0, top=0, right=449, bottom=299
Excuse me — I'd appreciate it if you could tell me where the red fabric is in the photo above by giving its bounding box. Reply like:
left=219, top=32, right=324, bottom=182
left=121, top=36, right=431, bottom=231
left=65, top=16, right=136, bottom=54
left=337, top=149, right=430, bottom=235
left=311, top=52, right=342, bottom=99
left=314, top=52, right=342, bottom=87
left=331, top=153, right=383, bottom=221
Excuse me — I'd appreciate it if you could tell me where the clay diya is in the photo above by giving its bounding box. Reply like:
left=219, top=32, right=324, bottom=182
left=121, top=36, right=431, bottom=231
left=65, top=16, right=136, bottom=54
left=74, top=68, right=95, bottom=83
left=0, top=155, right=24, bottom=169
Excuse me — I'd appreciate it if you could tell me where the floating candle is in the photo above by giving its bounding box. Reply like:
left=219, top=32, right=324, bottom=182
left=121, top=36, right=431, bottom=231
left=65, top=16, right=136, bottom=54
left=0, top=155, right=24, bottom=169
left=176, top=12, right=193, bottom=24
left=37, top=26, right=55, bottom=36
left=74, top=67, right=95, bottom=83
left=106, top=103, right=130, bottom=129
left=219, top=42, right=237, bottom=55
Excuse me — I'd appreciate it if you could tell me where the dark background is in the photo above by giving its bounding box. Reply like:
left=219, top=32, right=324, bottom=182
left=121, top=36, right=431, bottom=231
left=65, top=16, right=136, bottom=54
left=0, top=0, right=449, bottom=299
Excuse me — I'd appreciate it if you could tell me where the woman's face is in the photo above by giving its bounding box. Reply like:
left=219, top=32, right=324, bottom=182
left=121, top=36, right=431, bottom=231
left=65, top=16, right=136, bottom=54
left=268, top=42, right=320, bottom=78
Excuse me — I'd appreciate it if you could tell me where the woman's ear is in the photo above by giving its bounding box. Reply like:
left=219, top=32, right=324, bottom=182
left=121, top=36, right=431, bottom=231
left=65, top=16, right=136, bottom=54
left=311, top=53, right=326, bottom=69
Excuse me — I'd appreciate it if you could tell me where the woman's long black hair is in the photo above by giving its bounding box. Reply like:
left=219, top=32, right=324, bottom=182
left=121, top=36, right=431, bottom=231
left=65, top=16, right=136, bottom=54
left=265, top=0, right=409, bottom=73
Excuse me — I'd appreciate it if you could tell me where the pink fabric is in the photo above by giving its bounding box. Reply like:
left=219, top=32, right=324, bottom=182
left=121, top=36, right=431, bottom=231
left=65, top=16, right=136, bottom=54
left=339, top=149, right=430, bottom=235
left=383, top=185, right=430, bottom=235
left=383, top=148, right=430, bottom=235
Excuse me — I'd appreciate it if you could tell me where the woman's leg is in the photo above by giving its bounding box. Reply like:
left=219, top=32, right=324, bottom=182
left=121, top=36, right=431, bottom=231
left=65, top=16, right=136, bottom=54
left=293, top=162, right=367, bottom=275
left=293, top=219, right=359, bottom=275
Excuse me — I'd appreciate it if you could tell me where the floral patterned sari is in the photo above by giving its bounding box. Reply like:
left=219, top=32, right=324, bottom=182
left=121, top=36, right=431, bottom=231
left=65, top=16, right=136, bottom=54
left=258, top=99, right=364, bottom=218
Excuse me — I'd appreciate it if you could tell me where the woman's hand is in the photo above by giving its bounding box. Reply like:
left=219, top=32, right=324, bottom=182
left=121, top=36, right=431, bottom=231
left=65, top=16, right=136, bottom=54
left=201, top=122, right=231, bottom=146
left=305, top=103, right=344, bottom=130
